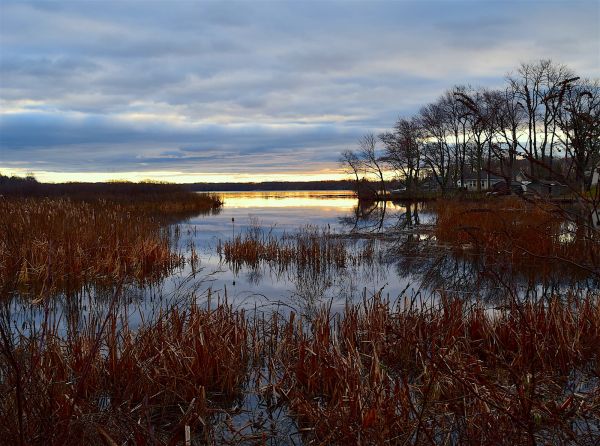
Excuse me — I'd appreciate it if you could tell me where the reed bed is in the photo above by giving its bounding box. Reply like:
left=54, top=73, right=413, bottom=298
left=0, top=197, right=184, bottom=299
left=275, top=294, right=600, bottom=445
left=1, top=293, right=599, bottom=444
left=0, top=301, right=249, bottom=445
left=220, top=227, right=375, bottom=273
left=0, top=181, right=223, bottom=222
left=0, top=188, right=221, bottom=300
left=435, top=197, right=600, bottom=279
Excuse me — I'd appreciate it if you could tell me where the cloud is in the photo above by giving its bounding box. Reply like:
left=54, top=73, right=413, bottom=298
left=0, top=0, right=598, bottom=179
left=0, top=110, right=366, bottom=173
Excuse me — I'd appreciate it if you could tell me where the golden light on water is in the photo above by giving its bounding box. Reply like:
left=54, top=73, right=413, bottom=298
left=213, top=191, right=357, bottom=210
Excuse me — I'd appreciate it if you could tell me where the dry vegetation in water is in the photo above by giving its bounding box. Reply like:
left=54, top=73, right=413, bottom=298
left=0, top=300, right=249, bottom=445
left=275, top=294, right=600, bottom=445
left=0, top=184, right=221, bottom=300
left=435, top=197, right=600, bottom=279
left=220, top=227, right=375, bottom=273
left=1, top=293, right=599, bottom=444
left=0, top=181, right=223, bottom=222
left=3, top=183, right=600, bottom=444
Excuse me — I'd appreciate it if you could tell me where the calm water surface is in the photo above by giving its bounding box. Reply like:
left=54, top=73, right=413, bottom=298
left=174, top=190, right=429, bottom=315
left=6, top=191, right=598, bottom=444
left=11, top=191, right=431, bottom=332
left=12, top=190, right=593, bottom=330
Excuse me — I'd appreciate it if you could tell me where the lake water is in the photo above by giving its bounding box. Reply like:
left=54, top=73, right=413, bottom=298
left=5, top=192, right=599, bottom=445
left=12, top=191, right=437, bottom=334
left=169, top=190, right=433, bottom=316
left=161, top=190, right=597, bottom=313
left=11, top=190, right=596, bottom=331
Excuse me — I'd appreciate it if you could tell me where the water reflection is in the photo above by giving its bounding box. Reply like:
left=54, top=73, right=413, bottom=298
left=338, top=199, right=429, bottom=235
left=5, top=191, right=599, bottom=329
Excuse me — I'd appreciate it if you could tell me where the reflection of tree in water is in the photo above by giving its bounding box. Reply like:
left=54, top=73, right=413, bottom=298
left=338, top=198, right=600, bottom=302
left=388, top=236, right=599, bottom=303
left=389, top=238, right=491, bottom=300
left=339, top=199, right=386, bottom=232
left=288, top=255, right=404, bottom=319
left=339, top=199, right=425, bottom=233
left=391, top=201, right=421, bottom=230
left=287, top=267, right=335, bottom=318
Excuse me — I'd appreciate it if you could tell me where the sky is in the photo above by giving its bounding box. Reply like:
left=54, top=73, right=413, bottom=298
left=0, top=0, right=599, bottom=183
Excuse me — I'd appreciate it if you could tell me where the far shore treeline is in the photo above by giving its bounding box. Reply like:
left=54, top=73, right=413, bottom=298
left=188, top=180, right=361, bottom=192
left=0, top=174, right=380, bottom=193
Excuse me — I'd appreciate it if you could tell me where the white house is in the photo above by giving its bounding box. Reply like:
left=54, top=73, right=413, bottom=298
left=457, top=176, right=503, bottom=191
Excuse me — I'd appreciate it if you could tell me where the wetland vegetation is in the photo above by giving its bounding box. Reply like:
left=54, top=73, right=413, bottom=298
left=1, top=181, right=599, bottom=445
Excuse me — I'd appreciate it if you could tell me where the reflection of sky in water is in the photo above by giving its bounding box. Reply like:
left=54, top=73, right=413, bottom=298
left=189, top=191, right=358, bottom=238
left=188, top=191, right=433, bottom=241
left=7, top=193, right=598, bottom=438
left=175, top=191, right=427, bottom=316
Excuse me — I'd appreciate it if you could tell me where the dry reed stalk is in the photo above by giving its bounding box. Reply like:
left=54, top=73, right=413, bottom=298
left=0, top=301, right=249, bottom=445
left=0, top=193, right=221, bottom=300
left=275, top=293, right=600, bottom=444
left=435, top=197, right=600, bottom=279
left=221, top=227, right=374, bottom=273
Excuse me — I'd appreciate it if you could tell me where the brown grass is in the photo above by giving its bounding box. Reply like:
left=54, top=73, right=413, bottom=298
left=2, top=188, right=600, bottom=444
left=0, top=300, right=249, bottom=445
left=220, top=227, right=374, bottom=273
left=0, top=191, right=221, bottom=300
left=2, top=293, right=599, bottom=444
left=435, top=197, right=600, bottom=279
left=276, top=294, right=600, bottom=444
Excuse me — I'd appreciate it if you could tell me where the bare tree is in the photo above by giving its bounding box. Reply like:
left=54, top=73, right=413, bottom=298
left=339, top=149, right=363, bottom=194
left=507, top=60, right=575, bottom=176
left=419, top=102, right=454, bottom=194
left=379, top=117, right=422, bottom=194
left=358, top=133, right=387, bottom=199
left=442, top=87, right=471, bottom=187
left=455, top=88, right=494, bottom=191
left=556, top=78, right=600, bottom=192
left=488, top=86, right=527, bottom=185
left=339, top=59, right=599, bottom=204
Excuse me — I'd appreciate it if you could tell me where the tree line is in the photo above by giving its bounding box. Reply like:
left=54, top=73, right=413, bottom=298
left=341, top=60, right=600, bottom=197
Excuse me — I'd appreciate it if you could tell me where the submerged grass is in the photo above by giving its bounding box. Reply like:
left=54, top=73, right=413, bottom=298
left=435, top=197, right=600, bottom=279
left=2, top=189, right=600, bottom=444
left=1, top=291, right=599, bottom=444
left=220, top=226, right=375, bottom=273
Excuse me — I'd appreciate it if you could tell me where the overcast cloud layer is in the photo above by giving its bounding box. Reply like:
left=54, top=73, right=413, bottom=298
left=1, top=0, right=598, bottom=181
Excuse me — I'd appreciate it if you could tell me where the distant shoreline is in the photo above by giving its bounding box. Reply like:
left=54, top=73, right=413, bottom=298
left=187, top=180, right=357, bottom=192
left=201, top=189, right=355, bottom=194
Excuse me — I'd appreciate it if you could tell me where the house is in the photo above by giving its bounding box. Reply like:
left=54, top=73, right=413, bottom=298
left=457, top=175, right=503, bottom=191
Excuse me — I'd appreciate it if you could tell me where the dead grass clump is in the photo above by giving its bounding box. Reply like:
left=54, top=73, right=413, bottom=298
left=221, top=227, right=374, bottom=273
left=435, top=197, right=600, bottom=278
left=0, top=302, right=249, bottom=445
left=276, top=294, right=600, bottom=444
left=0, top=197, right=185, bottom=299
